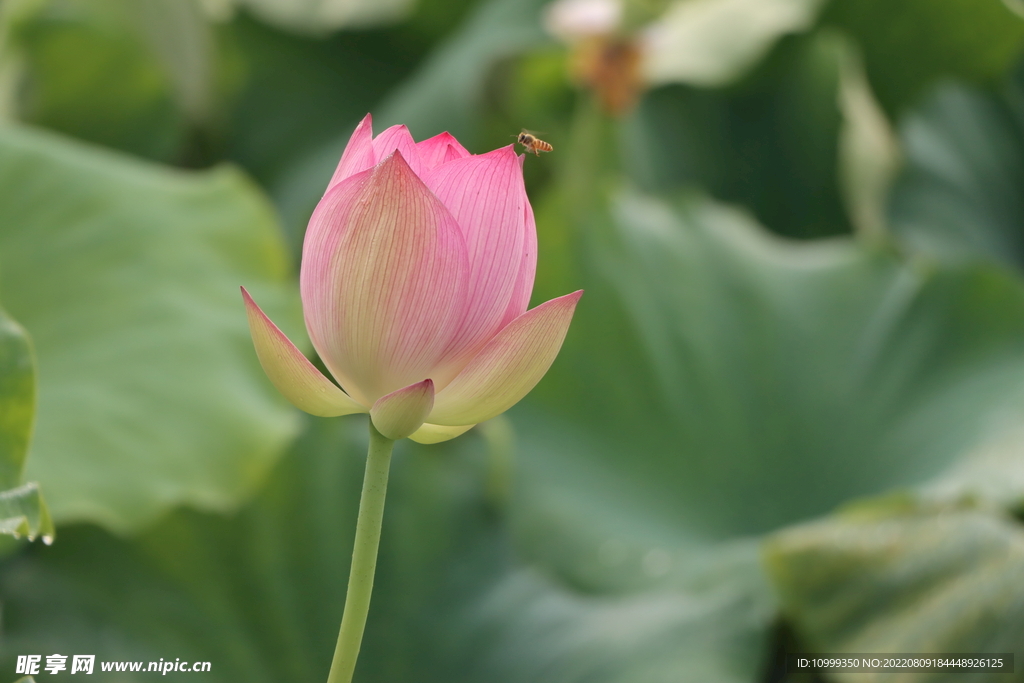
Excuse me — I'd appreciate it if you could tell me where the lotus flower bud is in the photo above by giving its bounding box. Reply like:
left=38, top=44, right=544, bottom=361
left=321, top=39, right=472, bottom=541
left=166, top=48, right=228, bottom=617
left=243, top=115, right=581, bottom=443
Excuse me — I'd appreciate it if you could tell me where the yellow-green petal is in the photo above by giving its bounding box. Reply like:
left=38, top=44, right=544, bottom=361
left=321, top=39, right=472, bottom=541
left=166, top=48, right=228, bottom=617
left=242, top=287, right=366, bottom=417
left=370, top=379, right=434, bottom=440
left=429, top=290, right=582, bottom=426
left=408, top=423, right=475, bottom=444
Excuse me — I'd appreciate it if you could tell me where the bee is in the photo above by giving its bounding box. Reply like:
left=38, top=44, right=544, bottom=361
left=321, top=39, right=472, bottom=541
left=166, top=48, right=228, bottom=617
left=516, top=131, right=553, bottom=156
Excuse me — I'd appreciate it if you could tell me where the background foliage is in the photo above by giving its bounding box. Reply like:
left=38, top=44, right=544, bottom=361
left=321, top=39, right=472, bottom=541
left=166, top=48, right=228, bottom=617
left=0, top=0, right=1022, bottom=680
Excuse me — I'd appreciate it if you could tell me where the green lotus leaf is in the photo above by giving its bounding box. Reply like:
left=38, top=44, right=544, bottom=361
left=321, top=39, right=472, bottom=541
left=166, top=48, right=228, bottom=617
left=0, top=125, right=300, bottom=533
left=764, top=499, right=1024, bottom=682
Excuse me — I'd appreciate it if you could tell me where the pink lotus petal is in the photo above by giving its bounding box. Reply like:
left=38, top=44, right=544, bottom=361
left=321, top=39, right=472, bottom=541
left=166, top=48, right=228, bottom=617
left=500, top=175, right=538, bottom=326
left=428, top=290, right=583, bottom=426
left=416, top=131, right=471, bottom=171
left=328, top=114, right=376, bottom=192
left=301, top=151, right=470, bottom=405
left=443, top=144, right=465, bottom=164
left=370, top=379, right=435, bottom=440
left=424, top=145, right=527, bottom=382
left=242, top=287, right=367, bottom=417
left=371, top=125, right=424, bottom=178
left=408, top=422, right=475, bottom=444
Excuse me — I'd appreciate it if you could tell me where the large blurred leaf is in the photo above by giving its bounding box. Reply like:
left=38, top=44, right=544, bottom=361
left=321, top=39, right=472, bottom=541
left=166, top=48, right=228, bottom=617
left=920, top=416, right=1024, bottom=509
left=512, top=170, right=1024, bottom=670
left=643, top=0, right=827, bottom=87
left=763, top=417, right=1024, bottom=678
left=0, top=125, right=299, bottom=533
left=7, top=0, right=218, bottom=163
left=0, top=417, right=775, bottom=683
left=765, top=499, right=1024, bottom=682
left=514, top=182, right=1024, bottom=592
left=889, top=81, right=1024, bottom=271
left=821, top=0, right=1024, bottom=115
left=623, top=32, right=851, bottom=239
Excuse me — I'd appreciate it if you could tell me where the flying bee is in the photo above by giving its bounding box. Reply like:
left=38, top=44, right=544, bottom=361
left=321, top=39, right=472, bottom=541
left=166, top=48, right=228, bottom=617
left=516, top=131, right=553, bottom=156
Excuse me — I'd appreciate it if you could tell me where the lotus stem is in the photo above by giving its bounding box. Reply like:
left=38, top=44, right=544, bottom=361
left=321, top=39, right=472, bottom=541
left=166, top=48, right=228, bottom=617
left=326, top=421, right=394, bottom=683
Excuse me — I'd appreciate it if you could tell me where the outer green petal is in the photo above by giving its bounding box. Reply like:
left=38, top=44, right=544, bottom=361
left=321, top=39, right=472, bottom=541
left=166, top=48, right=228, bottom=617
left=370, top=379, right=434, bottom=440
left=408, top=423, right=475, bottom=444
left=242, top=287, right=366, bottom=417
left=429, top=290, right=582, bottom=426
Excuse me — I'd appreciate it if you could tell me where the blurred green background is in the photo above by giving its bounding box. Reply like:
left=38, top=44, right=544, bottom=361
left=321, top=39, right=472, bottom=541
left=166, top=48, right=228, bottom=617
left=1, top=0, right=1023, bottom=680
